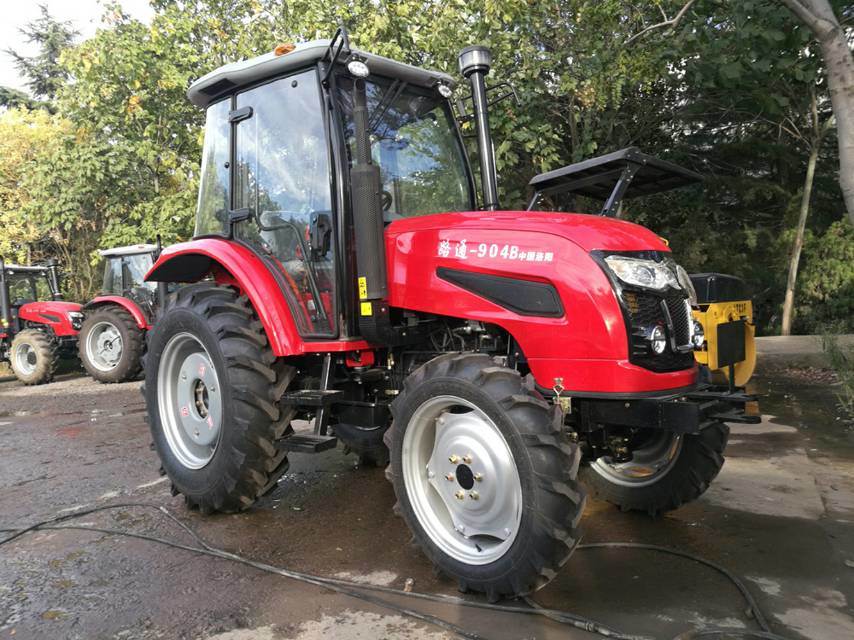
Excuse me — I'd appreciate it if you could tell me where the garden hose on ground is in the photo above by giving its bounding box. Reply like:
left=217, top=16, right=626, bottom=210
left=0, top=502, right=792, bottom=640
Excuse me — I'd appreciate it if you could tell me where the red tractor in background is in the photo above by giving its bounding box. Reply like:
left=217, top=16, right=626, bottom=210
left=141, top=33, right=758, bottom=600
left=78, top=244, right=166, bottom=383
left=0, top=258, right=82, bottom=385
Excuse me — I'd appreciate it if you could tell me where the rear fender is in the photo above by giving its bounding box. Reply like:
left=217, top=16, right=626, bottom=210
left=144, top=238, right=301, bottom=357
left=85, top=296, right=150, bottom=329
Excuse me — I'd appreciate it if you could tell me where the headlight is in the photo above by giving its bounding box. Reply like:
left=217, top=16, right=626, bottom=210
left=691, top=319, right=705, bottom=348
left=603, top=255, right=679, bottom=291
left=68, top=311, right=84, bottom=329
left=676, top=265, right=698, bottom=306
left=648, top=325, right=667, bottom=354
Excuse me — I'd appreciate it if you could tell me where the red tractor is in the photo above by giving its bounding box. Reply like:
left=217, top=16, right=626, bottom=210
left=142, top=33, right=757, bottom=600
left=0, top=258, right=82, bottom=385
left=78, top=244, right=165, bottom=383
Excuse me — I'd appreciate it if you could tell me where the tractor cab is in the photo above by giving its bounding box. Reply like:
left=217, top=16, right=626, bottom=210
left=526, top=147, right=757, bottom=387
left=143, top=32, right=759, bottom=600
left=99, top=245, right=159, bottom=315
left=0, top=259, right=81, bottom=385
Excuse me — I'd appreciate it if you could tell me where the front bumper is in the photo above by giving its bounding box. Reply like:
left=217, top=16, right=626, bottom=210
left=583, top=385, right=760, bottom=434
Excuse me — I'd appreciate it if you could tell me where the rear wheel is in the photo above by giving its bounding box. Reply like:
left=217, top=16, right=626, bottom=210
left=144, top=284, right=295, bottom=513
left=10, top=330, right=57, bottom=385
left=79, top=306, right=145, bottom=383
left=385, top=353, right=585, bottom=600
left=581, top=423, right=729, bottom=515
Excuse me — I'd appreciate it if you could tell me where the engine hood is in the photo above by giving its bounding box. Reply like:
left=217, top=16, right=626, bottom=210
left=386, top=210, right=670, bottom=254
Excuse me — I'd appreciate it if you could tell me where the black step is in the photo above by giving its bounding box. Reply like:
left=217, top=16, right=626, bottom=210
left=279, top=433, right=338, bottom=453
left=280, top=389, right=344, bottom=408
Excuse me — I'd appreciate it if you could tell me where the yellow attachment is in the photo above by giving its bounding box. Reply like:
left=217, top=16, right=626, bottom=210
left=693, top=299, right=756, bottom=387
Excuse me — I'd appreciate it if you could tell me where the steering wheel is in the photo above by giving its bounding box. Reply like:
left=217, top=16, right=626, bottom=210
left=381, top=190, right=393, bottom=212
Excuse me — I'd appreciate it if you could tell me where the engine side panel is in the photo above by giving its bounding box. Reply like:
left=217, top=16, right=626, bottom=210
left=385, top=212, right=697, bottom=394
left=17, top=301, right=82, bottom=337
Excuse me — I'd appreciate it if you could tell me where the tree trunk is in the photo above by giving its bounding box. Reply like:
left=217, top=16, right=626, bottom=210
left=781, top=142, right=820, bottom=335
left=777, top=0, right=854, bottom=222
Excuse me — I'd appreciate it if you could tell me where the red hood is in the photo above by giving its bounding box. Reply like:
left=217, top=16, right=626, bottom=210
left=387, top=210, right=670, bottom=253
left=19, top=300, right=82, bottom=314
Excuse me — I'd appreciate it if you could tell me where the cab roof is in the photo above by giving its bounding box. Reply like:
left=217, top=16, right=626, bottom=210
left=99, top=244, right=157, bottom=257
left=2, top=264, right=49, bottom=274
left=188, top=39, right=456, bottom=109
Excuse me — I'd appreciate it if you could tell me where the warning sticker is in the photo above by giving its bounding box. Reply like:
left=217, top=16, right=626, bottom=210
left=360, top=301, right=373, bottom=316
left=358, top=276, right=368, bottom=300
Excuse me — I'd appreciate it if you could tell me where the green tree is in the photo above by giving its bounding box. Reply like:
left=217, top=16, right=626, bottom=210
left=2, top=4, right=78, bottom=109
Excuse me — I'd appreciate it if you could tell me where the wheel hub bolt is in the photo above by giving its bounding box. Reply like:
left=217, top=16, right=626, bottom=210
left=427, top=470, right=435, bottom=479
left=469, top=491, right=479, bottom=500
left=181, top=372, right=187, bottom=380
left=445, top=473, right=455, bottom=482
left=455, top=490, right=465, bottom=500
left=463, top=454, right=473, bottom=464
left=474, top=473, right=483, bottom=482
left=448, top=454, right=460, bottom=464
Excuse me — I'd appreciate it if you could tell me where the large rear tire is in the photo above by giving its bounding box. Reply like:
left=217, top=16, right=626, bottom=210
left=144, top=284, right=294, bottom=513
left=79, top=306, right=145, bottom=383
left=385, top=353, right=585, bottom=600
left=580, top=422, right=729, bottom=516
left=9, top=329, right=57, bottom=385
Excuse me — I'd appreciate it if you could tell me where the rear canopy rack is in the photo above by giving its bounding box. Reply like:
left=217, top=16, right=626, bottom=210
left=527, top=147, right=702, bottom=216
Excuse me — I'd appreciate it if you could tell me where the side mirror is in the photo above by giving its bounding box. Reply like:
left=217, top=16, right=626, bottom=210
left=309, top=212, right=332, bottom=259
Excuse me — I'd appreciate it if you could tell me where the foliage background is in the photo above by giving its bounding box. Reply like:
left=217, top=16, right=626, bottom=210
left=0, top=0, right=851, bottom=335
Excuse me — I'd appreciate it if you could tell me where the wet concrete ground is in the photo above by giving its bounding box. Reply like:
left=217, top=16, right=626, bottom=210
left=1, top=368, right=853, bottom=640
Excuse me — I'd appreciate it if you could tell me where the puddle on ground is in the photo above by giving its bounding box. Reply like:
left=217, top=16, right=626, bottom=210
left=751, top=374, right=854, bottom=458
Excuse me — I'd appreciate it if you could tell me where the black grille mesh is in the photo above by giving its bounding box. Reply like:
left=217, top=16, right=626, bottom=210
left=623, top=291, right=694, bottom=373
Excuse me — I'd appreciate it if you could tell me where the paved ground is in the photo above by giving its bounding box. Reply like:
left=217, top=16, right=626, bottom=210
left=1, top=365, right=853, bottom=640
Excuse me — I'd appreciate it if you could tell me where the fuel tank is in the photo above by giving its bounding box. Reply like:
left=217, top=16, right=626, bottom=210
left=385, top=210, right=697, bottom=395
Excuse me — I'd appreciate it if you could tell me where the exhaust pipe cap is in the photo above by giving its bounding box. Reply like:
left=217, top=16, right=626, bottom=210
left=459, top=45, right=492, bottom=77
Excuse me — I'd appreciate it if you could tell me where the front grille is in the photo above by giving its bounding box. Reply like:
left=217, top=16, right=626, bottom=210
left=623, top=290, right=694, bottom=373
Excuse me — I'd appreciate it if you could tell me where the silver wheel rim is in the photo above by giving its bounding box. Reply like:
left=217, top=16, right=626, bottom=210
left=85, top=321, right=123, bottom=372
left=591, top=431, right=683, bottom=487
left=14, top=343, right=37, bottom=376
left=157, top=332, right=223, bottom=470
left=402, top=395, right=522, bottom=565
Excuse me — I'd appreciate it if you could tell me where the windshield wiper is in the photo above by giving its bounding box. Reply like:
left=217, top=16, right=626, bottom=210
left=367, top=80, right=408, bottom=136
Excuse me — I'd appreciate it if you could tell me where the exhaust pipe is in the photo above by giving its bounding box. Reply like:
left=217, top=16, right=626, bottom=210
left=45, top=258, right=63, bottom=300
left=459, top=45, right=499, bottom=211
left=350, top=76, right=391, bottom=342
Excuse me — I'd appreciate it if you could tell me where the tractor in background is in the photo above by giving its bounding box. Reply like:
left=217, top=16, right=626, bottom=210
left=141, top=33, right=759, bottom=600
left=78, top=244, right=165, bottom=383
left=0, top=258, right=82, bottom=385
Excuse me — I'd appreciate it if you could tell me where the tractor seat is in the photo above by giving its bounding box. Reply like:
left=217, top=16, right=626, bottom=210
left=11, top=298, right=34, bottom=308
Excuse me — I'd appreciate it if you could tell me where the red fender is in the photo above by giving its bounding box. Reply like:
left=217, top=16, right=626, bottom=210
left=17, top=301, right=82, bottom=337
left=85, top=296, right=150, bottom=329
left=145, top=238, right=304, bottom=357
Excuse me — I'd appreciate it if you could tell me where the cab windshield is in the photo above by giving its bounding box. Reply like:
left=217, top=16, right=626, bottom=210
left=7, top=274, right=49, bottom=303
left=336, top=76, right=474, bottom=218
left=103, top=253, right=156, bottom=296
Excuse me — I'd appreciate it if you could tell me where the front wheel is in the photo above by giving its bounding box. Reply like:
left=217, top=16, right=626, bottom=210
left=79, top=306, right=145, bottom=383
left=10, top=330, right=57, bottom=385
left=385, top=353, right=585, bottom=600
left=580, top=422, right=729, bottom=516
